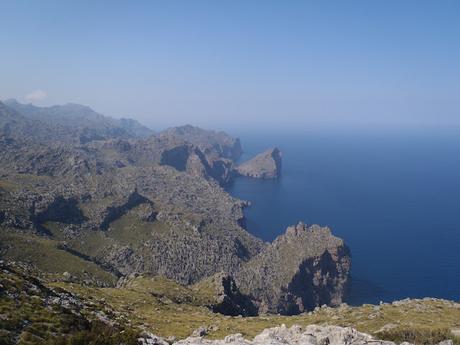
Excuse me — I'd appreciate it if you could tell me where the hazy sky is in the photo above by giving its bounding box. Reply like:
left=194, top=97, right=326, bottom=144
left=1, top=1, right=460, bottom=130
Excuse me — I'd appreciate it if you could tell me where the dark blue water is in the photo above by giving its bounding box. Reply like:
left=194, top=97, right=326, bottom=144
left=226, top=128, right=460, bottom=305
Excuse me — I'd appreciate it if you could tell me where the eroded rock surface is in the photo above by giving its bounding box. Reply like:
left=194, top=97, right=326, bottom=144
left=235, top=223, right=351, bottom=315
left=174, top=324, right=437, bottom=345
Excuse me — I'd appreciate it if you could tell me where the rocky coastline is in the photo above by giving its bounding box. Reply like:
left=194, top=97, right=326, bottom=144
left=2, top=100, right=457, bottom=344
left=0, top=99, right=349, bottom=316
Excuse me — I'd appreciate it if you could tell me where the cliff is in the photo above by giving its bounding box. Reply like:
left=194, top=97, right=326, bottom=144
left=0, top=100, right=346, bottom=316
left=235, top=148, right=282, bottom=179
left=235, top=223, right=351, bottom=315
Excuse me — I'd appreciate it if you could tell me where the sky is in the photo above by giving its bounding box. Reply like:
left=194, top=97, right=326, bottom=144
left=1, top=1, right=460, bottom=131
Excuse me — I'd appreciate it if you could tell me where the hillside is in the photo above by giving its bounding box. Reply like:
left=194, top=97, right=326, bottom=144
left=1, top=261, right=459, bottom=345
left=0, top=100, right=348, bottom=317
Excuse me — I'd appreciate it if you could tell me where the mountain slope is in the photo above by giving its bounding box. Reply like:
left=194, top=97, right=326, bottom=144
left=0, top=100, right=348, bottom=315
left=4, top=99, right=154, bottom=142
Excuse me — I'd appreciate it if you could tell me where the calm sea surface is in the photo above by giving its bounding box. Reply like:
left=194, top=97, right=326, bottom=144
left=226, top=128, right=460, bottom=305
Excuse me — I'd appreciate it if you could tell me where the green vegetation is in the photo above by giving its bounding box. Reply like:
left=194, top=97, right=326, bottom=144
left=2, top=259, right=460, bottom=344
left=0, top=263, right=138, bottom=345
left=0, top=229, right=116, bottom=285
left=107, top=213, right=169, bottom=248
left=378, top=327, right=460, bottom=345
left=55, top=279, right=460, bottom=343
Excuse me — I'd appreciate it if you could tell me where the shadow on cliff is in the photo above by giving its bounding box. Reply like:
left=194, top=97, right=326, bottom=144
left=281, top=247, right=350, bottom=315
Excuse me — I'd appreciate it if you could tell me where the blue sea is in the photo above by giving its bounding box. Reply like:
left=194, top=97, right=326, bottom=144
left=226, top=127, right=460, bottom=305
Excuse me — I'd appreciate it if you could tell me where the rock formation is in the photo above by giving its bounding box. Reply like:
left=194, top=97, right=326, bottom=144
left=173, top=324, right=452, bottom=345
left=0, top=100, right=348, bottom=315
left=235, top=223, right=351, bottom=315
left=160, top=125, right=243, bottom=161
left=235, top=148, right=282, bottom=179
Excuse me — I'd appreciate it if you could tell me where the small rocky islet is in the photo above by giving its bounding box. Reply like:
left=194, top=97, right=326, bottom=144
left=1, top=100, right=459, bottom=344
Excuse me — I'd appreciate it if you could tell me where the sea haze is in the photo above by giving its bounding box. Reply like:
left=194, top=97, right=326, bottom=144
left=226, top=127, right=460, bottom=305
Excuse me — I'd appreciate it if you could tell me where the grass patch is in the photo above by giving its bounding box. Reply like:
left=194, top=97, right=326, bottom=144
left=52, top=280, right=460, bottom=342
left=379, top=327, right=460, bottom=345
left=0, top=229, right=116, bottom=285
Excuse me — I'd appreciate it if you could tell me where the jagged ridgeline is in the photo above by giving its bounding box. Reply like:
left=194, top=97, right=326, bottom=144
left=0, top=100, right=350, bottom=317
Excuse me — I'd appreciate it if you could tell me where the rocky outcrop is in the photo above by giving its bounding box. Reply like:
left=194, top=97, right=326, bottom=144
left=192, top=272, right=258, bottom=316
left=235, top=148, right=281, bottom=179
left=174, top=324, right=452, bottom=345
left=235, top=223, right=351, bottom=315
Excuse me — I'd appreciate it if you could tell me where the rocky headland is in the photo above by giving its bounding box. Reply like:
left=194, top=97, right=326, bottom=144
left=235, top=147, right=282, bottom=179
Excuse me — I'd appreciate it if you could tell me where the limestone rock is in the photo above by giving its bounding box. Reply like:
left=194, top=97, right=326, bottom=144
left=235, top=148, right=281, bottom=179
left=0, top=100, right=349, bottom=315
left=175, top=324, right=413, bottom=345
left=235, top=223, right=351, bottom=315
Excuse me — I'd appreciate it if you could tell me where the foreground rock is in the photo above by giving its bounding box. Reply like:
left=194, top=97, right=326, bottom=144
left=236, top=223, right=351, bottom=314
left=175, top=324, right=451, bottom=345
left=235, top=148, right=282, bottom=179
left=2, top=261, right=459, bottom=344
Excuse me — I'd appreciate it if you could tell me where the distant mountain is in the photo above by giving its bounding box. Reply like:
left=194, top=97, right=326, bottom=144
left=4, top=99, right=153, bottom=143
left=160, top=124, right=243, bottom=161
left=0, top=100, right=69, bottom=144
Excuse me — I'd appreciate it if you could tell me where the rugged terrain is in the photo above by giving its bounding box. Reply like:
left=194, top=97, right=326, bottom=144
left=0, top=100, right=348, bottom=316
left=235, top=223, right=351, bottom=314
left=1, top=261, right=460, bottom=345
left=3, top=100, right=458, bottom=344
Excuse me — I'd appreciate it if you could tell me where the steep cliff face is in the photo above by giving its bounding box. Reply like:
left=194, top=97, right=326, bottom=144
left=235, top=148, right=282, bottom=179
left=235, top=223, right=351, bottom=315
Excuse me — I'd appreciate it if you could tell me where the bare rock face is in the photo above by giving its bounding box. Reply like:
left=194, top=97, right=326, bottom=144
left=235, top=148, right=281, bottom=179
left=175, top=324, right=417, bottom=345
left=235, top=223, right=351, bottom=315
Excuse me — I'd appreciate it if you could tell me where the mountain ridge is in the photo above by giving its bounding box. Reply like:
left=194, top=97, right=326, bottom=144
left=0, top=99, right=348, bottom=317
